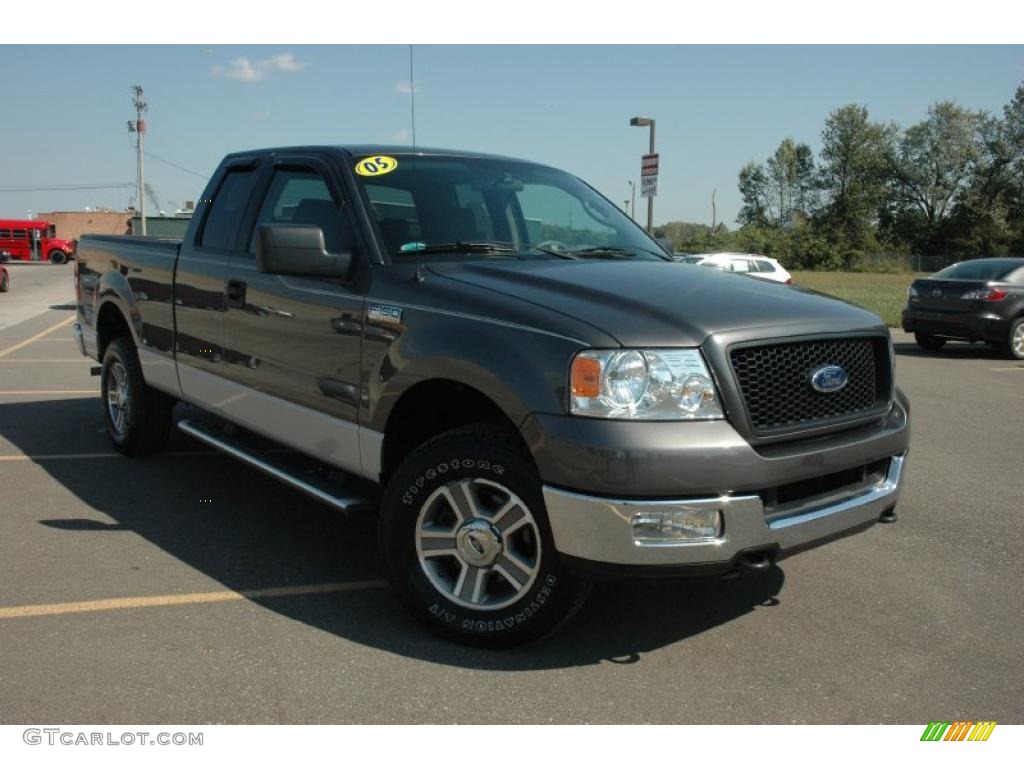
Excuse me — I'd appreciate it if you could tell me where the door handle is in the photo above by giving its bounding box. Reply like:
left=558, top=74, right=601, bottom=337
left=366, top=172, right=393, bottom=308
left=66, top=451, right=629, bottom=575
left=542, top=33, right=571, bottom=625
left=226, top=279, right=247, bottom=308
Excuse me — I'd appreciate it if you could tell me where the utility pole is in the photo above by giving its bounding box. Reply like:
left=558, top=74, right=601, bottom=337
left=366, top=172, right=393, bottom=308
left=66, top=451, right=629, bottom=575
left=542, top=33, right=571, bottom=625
left=128, top=85, right=148, bottom=235
left=626, top=180, right=636, bottom=220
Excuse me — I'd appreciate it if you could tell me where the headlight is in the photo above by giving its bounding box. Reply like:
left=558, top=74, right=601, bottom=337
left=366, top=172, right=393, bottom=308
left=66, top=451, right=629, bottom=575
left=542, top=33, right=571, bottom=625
left=570, top=349, right=724, bottom=420
left=907, top=285, right=918, bottom=298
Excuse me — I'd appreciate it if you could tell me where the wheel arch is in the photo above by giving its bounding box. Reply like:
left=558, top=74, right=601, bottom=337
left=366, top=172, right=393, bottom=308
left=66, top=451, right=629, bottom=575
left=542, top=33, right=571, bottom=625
left=95, top=298, right=137, bottom=360
left=379, top=378, right=532, bottom=484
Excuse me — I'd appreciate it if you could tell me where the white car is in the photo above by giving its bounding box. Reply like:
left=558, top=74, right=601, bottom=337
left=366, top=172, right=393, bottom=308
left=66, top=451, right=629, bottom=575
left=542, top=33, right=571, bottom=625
left=683, top=252, right=793, bottom=285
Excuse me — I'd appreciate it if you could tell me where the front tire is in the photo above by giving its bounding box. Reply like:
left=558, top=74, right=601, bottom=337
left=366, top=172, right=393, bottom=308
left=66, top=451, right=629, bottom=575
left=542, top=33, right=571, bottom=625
left=378, top=425, right=589, bottom=647
left=0, top=271, right=8, bottom=292
left=999, top=317, right=1024, bottom=360
left=914, top=332, right=946, bottom=351
left=49, top=250, right=66, bottom=265
left=101, top=336, right=175, bottom=456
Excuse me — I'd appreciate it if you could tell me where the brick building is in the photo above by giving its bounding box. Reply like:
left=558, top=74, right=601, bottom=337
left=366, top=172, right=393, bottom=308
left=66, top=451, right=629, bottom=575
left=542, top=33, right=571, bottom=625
left=39, top=211, right=132, bottom=242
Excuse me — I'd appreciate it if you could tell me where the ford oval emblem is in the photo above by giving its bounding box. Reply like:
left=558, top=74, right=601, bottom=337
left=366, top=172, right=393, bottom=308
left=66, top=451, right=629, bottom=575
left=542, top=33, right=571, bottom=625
left=810, top=364, right=849, bottom=393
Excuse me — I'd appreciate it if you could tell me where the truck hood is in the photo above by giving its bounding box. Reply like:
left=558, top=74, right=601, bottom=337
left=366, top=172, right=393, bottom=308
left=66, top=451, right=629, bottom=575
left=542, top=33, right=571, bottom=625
left=430, top=260, right=884, bottom=347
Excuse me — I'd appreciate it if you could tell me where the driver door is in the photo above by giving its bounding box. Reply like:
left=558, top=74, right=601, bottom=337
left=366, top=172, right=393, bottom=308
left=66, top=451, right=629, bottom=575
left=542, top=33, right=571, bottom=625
left=219, top=156, right=368, bottom=475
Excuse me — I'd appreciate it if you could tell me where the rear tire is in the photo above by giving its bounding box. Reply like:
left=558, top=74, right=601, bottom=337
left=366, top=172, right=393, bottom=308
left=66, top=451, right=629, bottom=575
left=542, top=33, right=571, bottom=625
left=101, top=336, right=174, bottom=456
left=914, top=332, right=946, bottom=351
left=49, top=250, right=66, bottom=265
left=378, top=425, right=590, bottom=647
left=999, top=317, right=1024, bottom=360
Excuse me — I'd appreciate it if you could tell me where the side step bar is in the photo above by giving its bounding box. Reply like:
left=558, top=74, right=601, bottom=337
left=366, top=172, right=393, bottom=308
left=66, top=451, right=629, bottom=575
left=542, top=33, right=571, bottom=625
left=177, top=416, right=376, bottom=514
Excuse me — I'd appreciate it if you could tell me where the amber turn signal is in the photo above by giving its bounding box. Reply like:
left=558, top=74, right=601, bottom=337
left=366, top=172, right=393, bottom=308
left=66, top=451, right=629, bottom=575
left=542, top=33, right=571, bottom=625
left=571, top=356, right=601, bottom=399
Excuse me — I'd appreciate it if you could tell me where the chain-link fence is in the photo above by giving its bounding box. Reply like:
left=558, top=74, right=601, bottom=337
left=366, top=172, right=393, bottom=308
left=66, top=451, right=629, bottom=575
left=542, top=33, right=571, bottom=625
left=849, top=253, right=963, bottom=274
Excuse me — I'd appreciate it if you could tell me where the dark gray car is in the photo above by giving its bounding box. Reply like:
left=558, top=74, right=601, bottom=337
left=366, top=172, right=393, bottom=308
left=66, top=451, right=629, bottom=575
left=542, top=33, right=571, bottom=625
left=902, top=257, right=1024, bottom=359
left=73, top=145, right=910, bottom=646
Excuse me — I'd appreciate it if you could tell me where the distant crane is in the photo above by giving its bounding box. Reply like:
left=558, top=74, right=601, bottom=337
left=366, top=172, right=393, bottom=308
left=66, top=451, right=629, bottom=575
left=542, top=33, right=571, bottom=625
left=144, top=183, right=165, bottom=216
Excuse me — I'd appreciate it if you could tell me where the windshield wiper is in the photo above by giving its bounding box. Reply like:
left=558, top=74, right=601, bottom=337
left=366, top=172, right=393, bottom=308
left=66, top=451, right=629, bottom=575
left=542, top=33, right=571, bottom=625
left=394, top=241, right=519, bottom=257
left=569, top=245, right=668, bottom=260
left=521, top=245, right=579, bottom=260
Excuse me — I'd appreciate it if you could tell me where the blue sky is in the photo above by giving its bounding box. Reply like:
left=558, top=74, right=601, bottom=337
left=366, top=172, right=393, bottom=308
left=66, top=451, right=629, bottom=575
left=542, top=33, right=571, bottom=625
left=1, top=45, right=1021, bottom=225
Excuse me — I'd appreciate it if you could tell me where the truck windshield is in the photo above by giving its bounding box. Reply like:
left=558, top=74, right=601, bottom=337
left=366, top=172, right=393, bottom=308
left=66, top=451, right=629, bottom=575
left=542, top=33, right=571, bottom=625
left=351, top=154, right=667, bottom=262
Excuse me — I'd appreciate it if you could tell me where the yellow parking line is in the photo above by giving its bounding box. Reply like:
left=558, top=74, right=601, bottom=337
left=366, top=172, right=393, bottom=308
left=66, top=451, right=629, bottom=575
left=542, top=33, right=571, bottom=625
left=0, top=390, right=98, bottom=395
left=990, top=366, right=1024, bottom=371
left=0, top=317, right=75, bottom=359
left=0, top=580, right=388, bottom=619
left=0, top=450, right=220, bottom=462
left=0, top=453, right=120, bottom=462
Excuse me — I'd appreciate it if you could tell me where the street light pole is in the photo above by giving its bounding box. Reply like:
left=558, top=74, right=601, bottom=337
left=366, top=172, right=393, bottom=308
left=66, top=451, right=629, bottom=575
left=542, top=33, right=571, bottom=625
left=629, top=116, right=656, bottom=234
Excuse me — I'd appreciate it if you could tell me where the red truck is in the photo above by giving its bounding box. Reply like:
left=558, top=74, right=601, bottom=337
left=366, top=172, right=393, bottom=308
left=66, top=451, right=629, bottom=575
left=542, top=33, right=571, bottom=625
left=0, top=219, right=76, bottom=264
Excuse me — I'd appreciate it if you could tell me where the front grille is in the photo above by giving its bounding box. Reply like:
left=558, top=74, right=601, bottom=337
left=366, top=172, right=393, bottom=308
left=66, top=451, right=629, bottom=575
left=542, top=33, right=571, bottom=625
left=729, top=337, right=890, bottom=434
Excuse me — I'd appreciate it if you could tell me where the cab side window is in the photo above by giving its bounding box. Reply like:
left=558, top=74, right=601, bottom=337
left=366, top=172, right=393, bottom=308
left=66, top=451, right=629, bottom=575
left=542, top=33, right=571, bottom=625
left=199, top=169, right=256, bottom=251
left=249, top=170, right=353, bottom=255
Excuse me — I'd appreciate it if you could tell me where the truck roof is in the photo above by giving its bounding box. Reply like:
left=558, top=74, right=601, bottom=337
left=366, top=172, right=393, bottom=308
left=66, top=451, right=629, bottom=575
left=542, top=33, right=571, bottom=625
left=224, top=145, right=542, bottom=166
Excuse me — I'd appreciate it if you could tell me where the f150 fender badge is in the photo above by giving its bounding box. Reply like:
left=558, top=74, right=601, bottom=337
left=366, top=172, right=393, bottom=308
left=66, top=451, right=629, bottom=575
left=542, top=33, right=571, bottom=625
left=368, top=304, right=403, bottom=324
left=810, top=364, right=849, bottom=393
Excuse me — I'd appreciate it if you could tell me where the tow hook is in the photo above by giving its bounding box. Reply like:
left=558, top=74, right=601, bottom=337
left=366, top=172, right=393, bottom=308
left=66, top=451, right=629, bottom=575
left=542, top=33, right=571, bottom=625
left=879, top=506, right=898, bottom=524
left=737, top=552, right=773, bottom=572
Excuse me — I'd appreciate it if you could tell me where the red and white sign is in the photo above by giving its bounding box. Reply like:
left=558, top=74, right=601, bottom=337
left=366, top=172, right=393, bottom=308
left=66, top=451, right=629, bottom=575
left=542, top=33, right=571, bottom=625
left=640, top=153, right=659, bottom=197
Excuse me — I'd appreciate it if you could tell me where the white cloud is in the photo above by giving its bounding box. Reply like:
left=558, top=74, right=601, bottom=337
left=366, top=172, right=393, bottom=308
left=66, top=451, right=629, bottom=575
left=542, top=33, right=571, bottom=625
left=395, top=80, right=420, bottom=95
left=213, top=53, right=309, bottom=83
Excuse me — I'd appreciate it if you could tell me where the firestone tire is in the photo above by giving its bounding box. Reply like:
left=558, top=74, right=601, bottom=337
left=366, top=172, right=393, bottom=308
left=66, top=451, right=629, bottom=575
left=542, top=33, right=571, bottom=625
left=101, top=336, right=175, bottom=456
left=378, top=425, right=590, bottom=648
left=914, top=332, right=946, bottom=352
left=1000, top=317, right=1024, bottom=360
left=49, top=251, right=66, bottom=265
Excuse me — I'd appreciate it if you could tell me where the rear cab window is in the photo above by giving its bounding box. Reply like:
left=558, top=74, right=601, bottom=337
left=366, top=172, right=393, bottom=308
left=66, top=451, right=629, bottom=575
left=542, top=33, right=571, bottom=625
left=198, top=168, right=257, bottom=251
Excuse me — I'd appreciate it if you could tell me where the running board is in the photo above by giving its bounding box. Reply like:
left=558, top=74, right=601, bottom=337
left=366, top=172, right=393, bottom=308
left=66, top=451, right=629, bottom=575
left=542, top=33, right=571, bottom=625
left=177, top=416, right=376, bottom=514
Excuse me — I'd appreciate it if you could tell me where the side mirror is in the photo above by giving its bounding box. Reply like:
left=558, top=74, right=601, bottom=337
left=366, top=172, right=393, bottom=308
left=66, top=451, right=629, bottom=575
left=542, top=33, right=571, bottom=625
left=255, top=224, right=353, bottom=279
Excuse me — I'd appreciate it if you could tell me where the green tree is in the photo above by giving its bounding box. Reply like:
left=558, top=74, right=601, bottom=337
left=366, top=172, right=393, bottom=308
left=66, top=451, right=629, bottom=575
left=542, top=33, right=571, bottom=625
left=737, top=161, right=771, bottom=226
left=888, top=100, right=988, bottom=252
left=817, top=104, right=894, bottom=263
left=766, top=138, right=817, bottom=226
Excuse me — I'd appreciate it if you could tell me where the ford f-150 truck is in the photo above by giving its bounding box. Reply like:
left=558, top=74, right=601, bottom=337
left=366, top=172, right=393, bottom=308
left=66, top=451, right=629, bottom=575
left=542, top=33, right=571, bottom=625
left=73, top=145, right=910, bottom=646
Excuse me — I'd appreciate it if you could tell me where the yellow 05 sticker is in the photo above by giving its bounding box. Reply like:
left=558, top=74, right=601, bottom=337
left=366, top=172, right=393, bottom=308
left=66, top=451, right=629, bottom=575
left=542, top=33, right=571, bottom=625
left=355, top=155, right=398, bottom=177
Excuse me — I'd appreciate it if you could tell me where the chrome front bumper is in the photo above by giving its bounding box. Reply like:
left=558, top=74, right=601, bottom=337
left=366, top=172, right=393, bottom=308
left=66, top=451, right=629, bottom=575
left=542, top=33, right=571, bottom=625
left=543, top=452, right=906, bottom=568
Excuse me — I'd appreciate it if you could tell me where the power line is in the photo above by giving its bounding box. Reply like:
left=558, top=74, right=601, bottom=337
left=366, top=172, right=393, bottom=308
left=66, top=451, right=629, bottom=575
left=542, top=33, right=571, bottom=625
left=143, top=150, right=207, bottom=179
left=0, top=183, right=135, bottom=192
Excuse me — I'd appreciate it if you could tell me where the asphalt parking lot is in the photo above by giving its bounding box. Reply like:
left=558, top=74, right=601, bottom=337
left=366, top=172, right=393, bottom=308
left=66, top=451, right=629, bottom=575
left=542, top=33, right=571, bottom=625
left=1, top=262, right=1021, bottom=724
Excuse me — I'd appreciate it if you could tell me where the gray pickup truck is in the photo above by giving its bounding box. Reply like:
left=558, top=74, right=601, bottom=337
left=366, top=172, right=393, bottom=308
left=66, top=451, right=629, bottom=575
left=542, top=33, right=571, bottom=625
left=73, top=145, right=910, bottom=646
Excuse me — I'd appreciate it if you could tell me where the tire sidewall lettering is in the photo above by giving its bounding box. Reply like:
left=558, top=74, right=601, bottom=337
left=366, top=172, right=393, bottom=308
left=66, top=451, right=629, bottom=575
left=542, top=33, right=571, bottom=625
left=397, top=454, right=566, bottom=636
